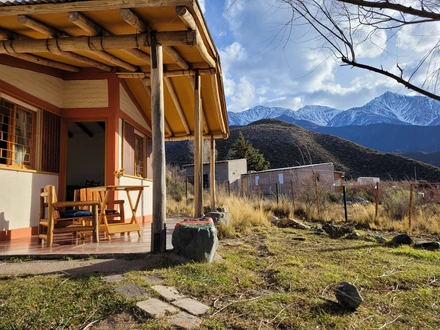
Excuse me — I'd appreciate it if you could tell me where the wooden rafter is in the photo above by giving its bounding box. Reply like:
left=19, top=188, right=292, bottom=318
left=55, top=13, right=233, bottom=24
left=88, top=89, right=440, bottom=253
left=17, top=14, right=137, bottom=72
left=0, top=31, right=196, bottom=54
left=120, top=8, right=189, bottom=70
left=176, top=6, right=216, bottom=68
left=164, top=77, right=190, bottom=135
left=0, top=26, right=82, bottom=72
left=0, top=0, right=194, bottom=17
left=188, top=74, right=209, bottom=134
left=140, top=79, right=173, bottom=136
left=13, top=16, right=112, bottom=71
left=116, top=68, right=215, bottom=78
left=68, top=11, right=151, bottom=65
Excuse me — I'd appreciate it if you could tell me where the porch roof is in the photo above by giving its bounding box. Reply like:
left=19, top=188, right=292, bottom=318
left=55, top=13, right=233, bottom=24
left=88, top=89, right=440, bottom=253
left=0, top=0, right=229, bottom=140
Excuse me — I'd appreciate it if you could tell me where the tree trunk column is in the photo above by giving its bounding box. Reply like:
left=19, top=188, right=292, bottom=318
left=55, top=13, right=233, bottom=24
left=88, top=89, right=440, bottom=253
left=210, top=136, right=216, bottom=211
left=194, top=71, right=203, bottom=217
left=151, top=32, right=166, bottom=252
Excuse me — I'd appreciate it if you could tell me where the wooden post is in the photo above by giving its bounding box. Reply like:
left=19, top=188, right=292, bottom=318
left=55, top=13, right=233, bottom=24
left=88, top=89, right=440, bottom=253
left=258, top=182, right=261, bottom=201
left=315, top=175, right=320, bottom=218
left=409, top=183, right=413, bottom=230
left=193, top=71, right=203, bottom=218
left=290, top=180, right=295, bottom=216
left=343, top=185, right=348, bottom=222
left=210, top=136, right=216, bottom=211
left=150, top=33, right=166, bottom=253
left=241, top=177, right=246, bottom=198
left=185, top=177, right=188, bottom=206
left=375, top=182, right=379, bottom=219
left=276, top=183, right=280, bottom=204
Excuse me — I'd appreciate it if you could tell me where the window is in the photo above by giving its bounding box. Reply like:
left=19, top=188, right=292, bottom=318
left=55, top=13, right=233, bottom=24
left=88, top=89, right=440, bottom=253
left=0, top=98, right=36, bottom=169
left=134, top=133, right=144, bottom=177
left=278, top=173, right=284, bottom=184
left=123, top=121, right=148, bottom=178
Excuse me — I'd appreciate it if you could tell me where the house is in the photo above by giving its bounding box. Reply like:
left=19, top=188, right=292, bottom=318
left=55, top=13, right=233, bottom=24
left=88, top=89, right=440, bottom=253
left=0, top=0, right=229, bottom=249
left=182, top=158, right=247, bottom=190
left=241, top=163, right=344, bottom=197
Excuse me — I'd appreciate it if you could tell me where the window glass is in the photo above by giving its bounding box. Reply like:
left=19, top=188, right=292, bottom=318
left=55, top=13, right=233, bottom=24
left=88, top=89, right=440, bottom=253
left=134, top=133, right=144, bottom=177
left=0, top=98, right=36, bottom=168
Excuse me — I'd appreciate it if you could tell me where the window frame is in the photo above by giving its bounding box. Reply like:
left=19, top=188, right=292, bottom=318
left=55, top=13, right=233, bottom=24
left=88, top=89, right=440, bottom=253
left=0, top=95, right=37, bottom=170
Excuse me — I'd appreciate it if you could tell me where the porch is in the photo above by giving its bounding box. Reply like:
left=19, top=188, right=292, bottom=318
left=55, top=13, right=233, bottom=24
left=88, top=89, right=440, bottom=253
left=0, top=219, right=182, bottom=259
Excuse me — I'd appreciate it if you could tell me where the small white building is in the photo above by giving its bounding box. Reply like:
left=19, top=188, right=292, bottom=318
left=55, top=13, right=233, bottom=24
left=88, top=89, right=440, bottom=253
left=357, top=177, right=380, bottom=185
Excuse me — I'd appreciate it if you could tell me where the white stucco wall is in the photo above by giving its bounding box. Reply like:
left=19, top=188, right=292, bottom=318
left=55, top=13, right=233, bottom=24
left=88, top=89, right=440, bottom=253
left=118, top=176, right=153, bottom=221
left=0, top=170, right=58, bottom=231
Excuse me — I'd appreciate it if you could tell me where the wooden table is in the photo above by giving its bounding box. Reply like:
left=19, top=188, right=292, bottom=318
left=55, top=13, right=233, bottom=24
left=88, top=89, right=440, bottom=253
left=89, top=185, right=148, bottom=239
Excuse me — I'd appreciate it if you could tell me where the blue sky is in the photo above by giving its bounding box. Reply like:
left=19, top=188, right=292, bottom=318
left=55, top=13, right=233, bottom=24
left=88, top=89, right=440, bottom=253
left=200, top=0, right=439, bottom=112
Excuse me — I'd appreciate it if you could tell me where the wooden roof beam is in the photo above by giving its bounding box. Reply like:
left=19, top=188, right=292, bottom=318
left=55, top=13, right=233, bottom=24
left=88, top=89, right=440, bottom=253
left=164, top=76, right=190, bottom=135
left=176, top=6, right=216, bottom=68
left=17, top=14, right=137, bottom=71
left=0, top=0, right=194, bottom=17
left=68, top=11, right=151, bottom=64
left=18, top=15, right=67, bottom=37
left=15, top=15, right=113, bottom=71
left=116, top=68, right=215, bottom=78
left=120, top=8, right=189, bottom=70
left=0, top=31, right=196, bottom=54
left=188, top=74, right=209, bottom=134
left=0, top=26, right=81, bottom=72
left=7, top=52, right=80, bottom=72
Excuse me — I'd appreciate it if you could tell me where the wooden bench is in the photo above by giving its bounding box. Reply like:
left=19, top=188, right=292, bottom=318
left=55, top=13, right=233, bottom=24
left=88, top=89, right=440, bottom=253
left=38, top=185, right=99, bottom=247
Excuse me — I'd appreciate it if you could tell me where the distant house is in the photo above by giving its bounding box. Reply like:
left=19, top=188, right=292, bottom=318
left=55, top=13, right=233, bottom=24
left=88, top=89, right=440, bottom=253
left=182, top=159, right=247, bottom=190
left=357, top=177, right=380, bottom=185
left=241, top=163, right=344, bottom=197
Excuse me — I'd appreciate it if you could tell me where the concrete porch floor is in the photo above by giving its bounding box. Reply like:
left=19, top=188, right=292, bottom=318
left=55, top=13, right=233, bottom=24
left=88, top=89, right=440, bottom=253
left=0, top=219, right=182, bottom=259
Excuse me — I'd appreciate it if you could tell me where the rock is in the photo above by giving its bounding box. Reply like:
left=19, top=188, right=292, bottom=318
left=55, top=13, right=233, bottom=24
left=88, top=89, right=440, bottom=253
left=414, top=241, right=440, bottom=250
left=390, top=233, right=413, bottom=246
left=365, top=234, right=387, bottom=244
left=346, top=232, right=361, bottom=240
left=167, top=311, right=201, bottom=330
left=208, top=211, right=230, bottom=227
left=172, top=217, right=219, bottom=263
left=322, top=223, right=352, bottom=238
left=315, top=228, right=326, bottom=235
left=268, top=215, right=278, bottom=224
left=136, top=298, right=179, bottom=318
left=275, top=218, right=310, bottom=229
left=335, top=282, right=363, bottom=310
left=216, top=207, right=227, bottom=212
left=115, top=284, right=148, bottom=299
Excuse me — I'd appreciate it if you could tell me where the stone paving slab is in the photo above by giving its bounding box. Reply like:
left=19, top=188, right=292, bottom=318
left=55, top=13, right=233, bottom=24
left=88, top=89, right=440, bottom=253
left=115, top=283, right=148, bottom=299
left=172, top=297, right=210, bottom=316
left=167, top=311, right=202, bottom=330
left=136, top=298, right=179, bottom=318
left=142, top=274, right=164, bottom=285
left=103, top=274, right=125, bottom=283
left=152, top=285, right=186, bottom=302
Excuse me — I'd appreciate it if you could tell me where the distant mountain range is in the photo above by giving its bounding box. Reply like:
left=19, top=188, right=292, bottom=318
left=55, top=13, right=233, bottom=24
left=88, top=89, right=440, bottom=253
left=228, top=91, right=440, bottom=127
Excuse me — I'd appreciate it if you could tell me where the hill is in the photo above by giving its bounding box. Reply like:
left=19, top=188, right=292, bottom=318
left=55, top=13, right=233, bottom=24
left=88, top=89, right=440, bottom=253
left=166, top=119, right=440, bottom=181
left=311, top=124, right=440, bottom=153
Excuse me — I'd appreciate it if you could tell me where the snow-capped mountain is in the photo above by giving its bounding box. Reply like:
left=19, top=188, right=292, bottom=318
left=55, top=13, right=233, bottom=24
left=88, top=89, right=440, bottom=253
left=228, top=92, right=440, bottom=127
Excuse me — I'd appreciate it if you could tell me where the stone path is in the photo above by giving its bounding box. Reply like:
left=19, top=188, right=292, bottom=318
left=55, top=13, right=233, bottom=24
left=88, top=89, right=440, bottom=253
left=103, top=274, right=209, bottom=329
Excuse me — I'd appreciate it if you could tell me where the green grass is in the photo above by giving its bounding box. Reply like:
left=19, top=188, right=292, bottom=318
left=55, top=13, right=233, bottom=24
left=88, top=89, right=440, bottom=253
left=1, top=226, right=440, bottom=329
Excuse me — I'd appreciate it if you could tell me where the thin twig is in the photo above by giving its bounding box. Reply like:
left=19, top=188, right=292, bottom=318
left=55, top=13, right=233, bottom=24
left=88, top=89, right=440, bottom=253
left=82, top=317, right=105, bottom=330
left=210, top=295, right=265, bottom=317
left=377, top=315, right=401, bottom=330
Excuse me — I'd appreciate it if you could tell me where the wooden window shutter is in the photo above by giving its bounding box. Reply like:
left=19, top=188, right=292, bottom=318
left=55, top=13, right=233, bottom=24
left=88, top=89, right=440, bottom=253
left=41, top=110, right=60, bottom=173
left=123, top=121, right=135, bottom=176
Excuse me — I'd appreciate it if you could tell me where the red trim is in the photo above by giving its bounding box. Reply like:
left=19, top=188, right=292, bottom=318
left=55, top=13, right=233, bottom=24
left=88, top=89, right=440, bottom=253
left=0, top=226, right=38, bottom=241
left=0, top=54, right=64, bottom=78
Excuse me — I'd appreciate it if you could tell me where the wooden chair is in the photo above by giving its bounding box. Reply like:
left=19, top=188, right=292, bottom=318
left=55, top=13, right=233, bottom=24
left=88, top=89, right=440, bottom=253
left=38, top=185, right=99, bottom=247
left=74, top=187, right=125, bottom=235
